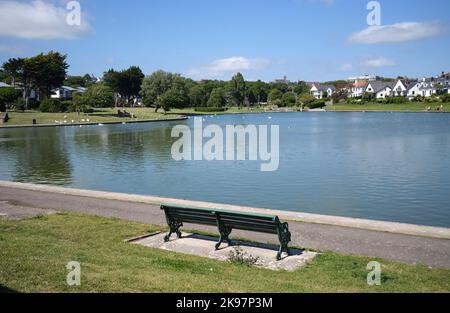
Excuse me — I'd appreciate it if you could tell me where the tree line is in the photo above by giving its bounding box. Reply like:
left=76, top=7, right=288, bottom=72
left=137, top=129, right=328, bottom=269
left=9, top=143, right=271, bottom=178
left=1, top=51, right=314, bottom=113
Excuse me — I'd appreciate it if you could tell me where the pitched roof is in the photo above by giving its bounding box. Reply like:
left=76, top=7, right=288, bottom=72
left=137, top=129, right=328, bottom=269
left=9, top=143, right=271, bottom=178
left=367, top=81, right=392, bottom=93
left=354, top=80, right=369, bottom=88
left=311, top=84, right=336, bottom=91
left=406, top=81, right=420, bottom=91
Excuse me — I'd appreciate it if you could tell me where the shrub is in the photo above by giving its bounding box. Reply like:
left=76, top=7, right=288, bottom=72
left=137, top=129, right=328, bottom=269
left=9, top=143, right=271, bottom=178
left=346, top=98, right=364, bottom=105
left=362, top=92, right=375, bottom=101
left=412, top=95, right=425, bottom=102
left=227, top=246, right=260, bottom=266
left=385, top=97, right=407, bottom=104
left=441, top=94, right=450, bottom=103
left=281, top=92, right=296, bottom=107
left=297, top=94, right=315, bottom=107
left=39, top=99, right=67, bottom=113
left=194, top=107, right=227, bottom=112
left=0, top=87, right=21, bottom=111
left=308, top=99, right=327, bottom=109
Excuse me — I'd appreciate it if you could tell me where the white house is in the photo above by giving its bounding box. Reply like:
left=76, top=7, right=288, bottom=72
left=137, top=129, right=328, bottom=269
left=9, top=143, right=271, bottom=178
left=392, top=80, right=411, bottom=97
left=365, top=81, right=393, bottom=99
left=406, top=81, right=422, bottom=99
left=418, top=79, right=437, bottom=97
left=351, top=80, right=369, bottom=98
left=310, top=84, right=336, bottom=99
left=51, top=86, right=86, bottom=100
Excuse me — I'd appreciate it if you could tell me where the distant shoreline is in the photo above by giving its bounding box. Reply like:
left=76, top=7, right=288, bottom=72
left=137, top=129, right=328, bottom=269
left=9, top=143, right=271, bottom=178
left=0, top=116, right=188, bottom=129
left=1, top=108, right=449, bottom=129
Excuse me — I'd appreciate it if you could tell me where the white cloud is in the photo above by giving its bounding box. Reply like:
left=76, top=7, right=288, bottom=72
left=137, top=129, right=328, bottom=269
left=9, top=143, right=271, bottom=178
left=338, top=63, right=353, bottom=72
left=188, top=57, right=275, bottom=79
left=361, top=57, right=395, bottom=68
left=348, top=22, right=446, bottom=44
left=0, top=0, right=91, bottom=40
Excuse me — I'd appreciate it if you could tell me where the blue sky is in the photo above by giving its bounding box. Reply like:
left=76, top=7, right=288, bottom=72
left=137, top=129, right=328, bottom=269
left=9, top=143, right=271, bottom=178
left=0, top=0, right=449, bottom=82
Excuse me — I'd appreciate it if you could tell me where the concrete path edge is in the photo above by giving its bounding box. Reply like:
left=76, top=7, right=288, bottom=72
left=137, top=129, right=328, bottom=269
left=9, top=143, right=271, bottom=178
left=1, top=180, right=449, bottom=240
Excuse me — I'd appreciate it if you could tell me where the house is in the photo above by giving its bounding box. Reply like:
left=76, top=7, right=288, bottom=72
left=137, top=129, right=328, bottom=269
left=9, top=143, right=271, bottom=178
left=365, top=81, right=394, bottom=99
left=419, top=81, right=437, bottom=97
left=51, top=86, right=86, bottom=100
left=310, top=84, right=336, bottom=99
left=392, top=79, right=413, bottom=97
left=351, top=80, right=369, bottom=98
left=406, top=81, right=421, bottom=99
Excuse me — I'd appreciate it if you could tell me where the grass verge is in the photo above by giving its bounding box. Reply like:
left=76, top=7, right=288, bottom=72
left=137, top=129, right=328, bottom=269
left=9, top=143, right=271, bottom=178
left=326, top=102, right=448, bottom=112
left=0, top=212, right=449, bottom=293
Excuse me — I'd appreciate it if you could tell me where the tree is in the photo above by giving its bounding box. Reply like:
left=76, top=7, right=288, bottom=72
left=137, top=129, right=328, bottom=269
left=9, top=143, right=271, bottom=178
left=0, top=87, right=21, bottom=111
left=247, top=88, right=258, bottom=106
left=78, top=84, right=115, bottom=108
left=122, top=66, right=144, bottom=105
left=189, top=84, right=207, bottom=107
left=230, top=72, right=246, bottom=106
left=2, top=58, right=24, bottom=87
left=103, top=69, right=121, bottom=106
left=103, top=66, right=144, bottom=106
left=293, top=81, right=309, bottom=95
left=64, top=76, right=86, bottom=88
left=247, top=80, right=269, bottom=104
left=158, top=88, right=189, bottom=113
left=141, top=70, right=180, bottom=112
left=297, top=94, right=316, bottom=108
left=362, top=92, right=375, bottom=101
left=207, top=88, right=226, bottom=107
left=270, top=81, right=289, bottom=93
left=281, top=92, right=296, bottom=107
left=28, top=51, right=69, bottom=99
left=268, top=89, right=283, bottom=104
left=2, top=52, right=68, bottom=109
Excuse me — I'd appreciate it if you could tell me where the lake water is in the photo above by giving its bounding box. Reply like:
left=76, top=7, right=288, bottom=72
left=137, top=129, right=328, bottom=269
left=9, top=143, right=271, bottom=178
left=1, top=112, right=450, bottom=228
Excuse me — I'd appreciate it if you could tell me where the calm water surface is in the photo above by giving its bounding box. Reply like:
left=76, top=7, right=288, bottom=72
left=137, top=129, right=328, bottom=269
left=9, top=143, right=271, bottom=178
left=1, top=112, right=449, bottom=227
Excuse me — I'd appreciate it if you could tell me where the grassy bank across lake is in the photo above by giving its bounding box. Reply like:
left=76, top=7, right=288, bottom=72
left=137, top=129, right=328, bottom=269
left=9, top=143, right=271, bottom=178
left=0, top=107, right=267, bottom=127
left=0, top=212, right=449, bottom=292
left=326, top=102, right=448, bottom=112
left=0, top=108, right=179, bottom=127
left=2, top=103, right=449, bottom=128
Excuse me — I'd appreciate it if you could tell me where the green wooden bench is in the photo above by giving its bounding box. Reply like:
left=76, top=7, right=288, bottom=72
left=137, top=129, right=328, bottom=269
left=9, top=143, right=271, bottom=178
left=160, top=203, right=292, bottom=260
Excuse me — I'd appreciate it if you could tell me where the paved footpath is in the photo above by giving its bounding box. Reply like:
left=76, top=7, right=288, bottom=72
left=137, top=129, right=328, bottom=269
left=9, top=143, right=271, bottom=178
left=1, top=185, right=450, bottom=269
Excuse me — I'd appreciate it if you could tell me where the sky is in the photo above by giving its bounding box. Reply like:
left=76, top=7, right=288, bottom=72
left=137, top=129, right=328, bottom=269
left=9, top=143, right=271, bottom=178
left=0, top=0, right=449, bottom=82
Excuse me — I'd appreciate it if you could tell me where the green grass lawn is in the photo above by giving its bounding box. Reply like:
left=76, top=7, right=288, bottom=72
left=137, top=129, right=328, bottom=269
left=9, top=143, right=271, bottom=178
left=1, top=108, right=179, bottom=126
left=0, top=212, right=449, bottom=293
left=327, top=102, right=448, bottom=112
left=1, top=107, right=268, bottom=127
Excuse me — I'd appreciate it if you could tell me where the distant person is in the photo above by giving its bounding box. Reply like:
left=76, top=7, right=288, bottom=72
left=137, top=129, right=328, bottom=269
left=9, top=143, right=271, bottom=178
left=440, top=105, right=444, bottom=112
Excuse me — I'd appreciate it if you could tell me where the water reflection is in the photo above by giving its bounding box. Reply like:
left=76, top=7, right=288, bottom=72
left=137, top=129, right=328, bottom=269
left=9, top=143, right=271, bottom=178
left=1, top=114, right=450, bottom=227
left=1, top=128, right=73, bottom=185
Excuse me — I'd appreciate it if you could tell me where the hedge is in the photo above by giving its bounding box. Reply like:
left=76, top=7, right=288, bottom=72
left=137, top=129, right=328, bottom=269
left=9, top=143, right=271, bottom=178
left=39, top=99, right=68, bottom=113
left=194, top=107, right=228, bottom=112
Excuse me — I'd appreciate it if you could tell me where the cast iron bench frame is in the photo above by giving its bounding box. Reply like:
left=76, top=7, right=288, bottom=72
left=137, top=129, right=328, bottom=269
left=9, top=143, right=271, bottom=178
left=161, top=203, right=292, bottom=260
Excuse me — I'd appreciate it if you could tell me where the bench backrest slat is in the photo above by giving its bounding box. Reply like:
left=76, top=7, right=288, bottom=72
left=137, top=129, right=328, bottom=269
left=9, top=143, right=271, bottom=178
left=161, top=203, right=280, bottom=234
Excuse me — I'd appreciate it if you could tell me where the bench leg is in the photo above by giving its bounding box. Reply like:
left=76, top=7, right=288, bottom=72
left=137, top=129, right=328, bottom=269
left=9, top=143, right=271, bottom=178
left=215, top=223, right=232, bottom=250
left=277, top=222, right=292, bottom=261
left=164, top=218, right=183, bottom=242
